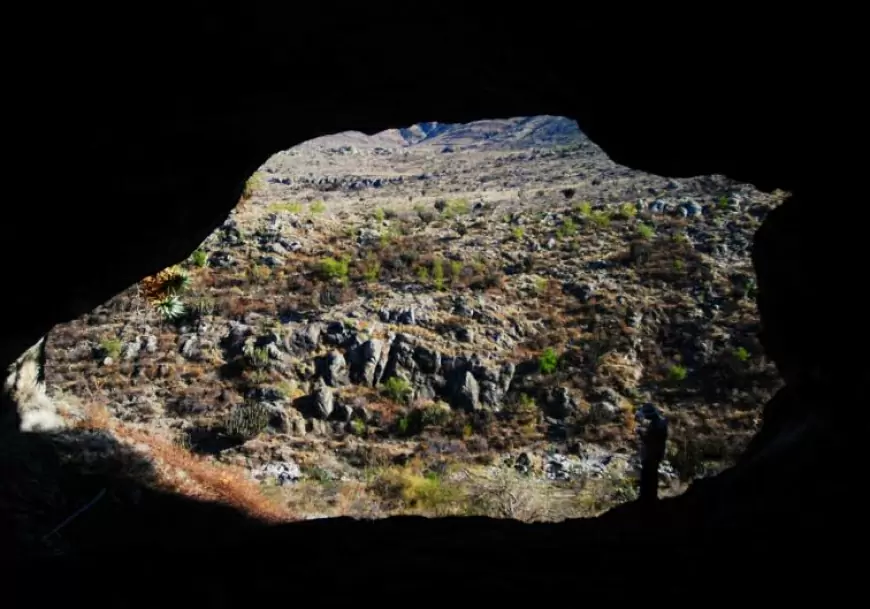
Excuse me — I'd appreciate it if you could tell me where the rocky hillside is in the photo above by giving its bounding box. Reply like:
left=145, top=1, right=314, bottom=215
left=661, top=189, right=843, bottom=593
left=44, top=116, right=785, bottom=521
left=296, top=115, right=584, bottom=152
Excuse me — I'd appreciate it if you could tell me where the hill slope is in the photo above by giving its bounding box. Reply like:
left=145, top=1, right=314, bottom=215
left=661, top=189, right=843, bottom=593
left=293, top=116, right=587, bottom=153
left=43, top=115, right=785, bottom=526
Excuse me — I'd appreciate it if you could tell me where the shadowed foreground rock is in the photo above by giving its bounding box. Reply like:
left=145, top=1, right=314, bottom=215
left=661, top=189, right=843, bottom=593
left=2, top=9, right=860, bottom=598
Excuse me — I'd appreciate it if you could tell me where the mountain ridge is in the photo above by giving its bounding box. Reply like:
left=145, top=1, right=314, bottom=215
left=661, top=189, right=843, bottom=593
left=291, top=116, right=587, bottom=152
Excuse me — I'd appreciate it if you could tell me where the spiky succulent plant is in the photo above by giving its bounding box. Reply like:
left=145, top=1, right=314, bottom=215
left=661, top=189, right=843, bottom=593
left=154, top=294, right=185, bottom=321
left=161, top=267, right=191, bottom=295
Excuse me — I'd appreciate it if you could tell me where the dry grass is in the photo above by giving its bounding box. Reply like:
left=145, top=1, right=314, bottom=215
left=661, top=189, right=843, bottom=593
left=73, top=403, right=292, bottom=523
left=269, top=461, right=642, bottom=522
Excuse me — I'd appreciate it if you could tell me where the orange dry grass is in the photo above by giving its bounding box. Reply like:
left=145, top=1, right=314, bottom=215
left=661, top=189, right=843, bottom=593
left=75, top=403, right=293, bottom=523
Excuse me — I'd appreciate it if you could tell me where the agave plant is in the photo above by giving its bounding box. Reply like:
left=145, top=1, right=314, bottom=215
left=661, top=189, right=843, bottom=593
left=153, top=294, right=185, bottom=321
left=161, top=266, right=191, bottom=295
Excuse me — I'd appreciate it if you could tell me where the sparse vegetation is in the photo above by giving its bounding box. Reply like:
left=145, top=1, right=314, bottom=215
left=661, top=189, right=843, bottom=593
left=590, top=211, right=611, bottom=228
left=226, top=401, right=270, bottom=440
left=539, top=348, right=559, bottom=374
left=42, top=115, right=783, bottom=531
left=637, top=224, right=655, bottom=239
left=319, top=256, right=350, bottom=282
left=668, top=364, right=688, bottom=382
left=190, top=249, right=209, bottom=268
left=190, top=296, right=215, bottom=317
left=556, top=217, right=577, bottom=239
left=269, top=201, right=303, bottom=214
left=242, top=172, right=265, bottom=200
left=362, top=259, right=381, bottom=283
left=98, top=337, right=122, bottom=360
left=248, top=264, right=272, bottom=284
left=619, top=202, right=637, bottom=219
left=432, top=258, right=445, bottom=291
left=441, top=198, right=470, bottom=219
left=574, top=201, right=592, bottom=216
left=383, top=376, right=413, bottom=404
left=450, top=260, right=463, bottom=283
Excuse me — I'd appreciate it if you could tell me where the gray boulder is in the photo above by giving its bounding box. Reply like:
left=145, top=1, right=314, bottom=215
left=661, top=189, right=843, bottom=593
left=312, top=380, right=334, bottom=419
left=453, top=371, right=480, bottom=412
left=348, top=338, right=386, bottom=386
left=287, top=323, right=323, bottom=353
left=324, top=350, right=349, bottom=387
left=587, top=386, right=622, bottom=423
left=543, top=387, right=577, bottom=419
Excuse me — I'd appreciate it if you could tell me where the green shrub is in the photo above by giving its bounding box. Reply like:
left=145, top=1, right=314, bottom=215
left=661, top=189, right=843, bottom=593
left=450, top=260, right=463, bottom=283
left=374, top=208, right=386, bottom=222
left=668, top=364, right=688, bottom=382
left=539, top=348, right=559, bottom=374
left=590, top=211, right=610, bottom=228
left=245, top=346, right=271, bottom=369
left=416, top=265, right=430, bottom=283
left=507, top=392, right=538, bottom=417
left=99, top=338, right=122, bottom=360
left=441, top=198, right=470, bottom=219
left=574, top=201, right=592, bottom=216
left=362, top=260, right=381, bottom=283
left=350, top=419, right=367, bottom=436
left=383, top=376, right=413, bottom=404
left=419, top=402, right=452, bottom=428
left=734, top=347, right=750, bottom=362
left=226, top=401, right=270, bottom=440
left=274, top=380, right=299, bottom=400
left=379, top=229, right=398, bottom=249
left=637, top=224, right=655, bottom=240
left=369, top=468, right=464, bottom=515
left=556, top=217, right=577, bottom=239
left=242, top=173, right=265, bottom=199
left=432, top=258, right=445, bottom=291
left=190, top=249, right=209, bottom=268
left=511, top=227, right=525, bottom=240
left=319, top=256, right=350, bottom=282
left=190, top=296, right=215, bottom=317
left=269, top=201, right=303, bottom=214
left=619, top=202, right=637, bottom=219
left=309, top=200, right=326, bottom=214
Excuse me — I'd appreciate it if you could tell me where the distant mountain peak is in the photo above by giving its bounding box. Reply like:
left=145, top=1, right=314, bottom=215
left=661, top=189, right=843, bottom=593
left=395, top=116, right=585, bottom=149
left=289, top=116, right=587, bottom=153
left=398, top=121, right=454, bottom=145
